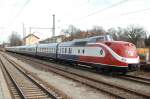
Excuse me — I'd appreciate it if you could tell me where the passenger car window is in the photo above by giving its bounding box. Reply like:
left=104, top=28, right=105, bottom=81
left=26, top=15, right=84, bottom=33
left=78, top=49, right=80, bottom=54
left=82, top=49, right=85, bottom=54
left=65, top=48, right=67, bottom=53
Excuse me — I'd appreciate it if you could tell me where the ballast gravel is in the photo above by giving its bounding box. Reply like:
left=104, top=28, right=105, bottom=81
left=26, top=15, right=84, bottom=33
left=4, top=53, right=116, bottom=99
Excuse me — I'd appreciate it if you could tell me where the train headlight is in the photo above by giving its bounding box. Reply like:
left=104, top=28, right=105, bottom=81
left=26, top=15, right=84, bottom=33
left=127, top=50, right=135, bottom=56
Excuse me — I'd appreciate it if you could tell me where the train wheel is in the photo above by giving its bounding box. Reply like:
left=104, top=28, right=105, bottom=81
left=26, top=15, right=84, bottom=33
left=101, top=68, right=111, bottom=74
left=121, top=70, right=127, bottom=75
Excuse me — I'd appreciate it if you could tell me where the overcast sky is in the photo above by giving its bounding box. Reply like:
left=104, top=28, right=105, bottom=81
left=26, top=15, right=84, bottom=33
left=0, top=0, right=150, bottom=43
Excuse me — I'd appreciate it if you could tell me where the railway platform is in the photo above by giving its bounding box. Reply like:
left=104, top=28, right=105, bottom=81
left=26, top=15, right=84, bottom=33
left=0, top=63, right=12, bottom=99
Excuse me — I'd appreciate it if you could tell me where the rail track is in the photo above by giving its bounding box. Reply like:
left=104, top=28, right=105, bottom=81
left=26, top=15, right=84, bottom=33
left=0, top=54, right=61, bottom=99
left=8, top=52, right=150, bottom=85
left=117, top=75, right=150, bottom=85
left=5, top=52, right=150, bottom=99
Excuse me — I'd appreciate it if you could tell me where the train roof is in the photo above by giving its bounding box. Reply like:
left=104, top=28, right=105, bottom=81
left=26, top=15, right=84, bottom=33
left=37, top=43, right=58, bottom=47
left=5, top=44, right=37, bottom=49
left=59, top=35, right=113, bottom=47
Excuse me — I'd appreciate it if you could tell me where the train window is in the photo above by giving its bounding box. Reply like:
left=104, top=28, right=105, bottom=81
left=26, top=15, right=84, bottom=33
left=74, top=41, right=87, bottom=46
left=78, top=49, right=80, bottom=54
left=96, top=37, right=105, bottom=42
left=62, top=48, right=64, bottom=54
left=59, top=48, right=61, bottom=54
left=82, top=49, right=85, bottom=54
left=48, top=48, right=50, bottom=53
left=71, top=48, right=72, bottom=53
left=69, top=48, right=71, bottom=53
left=65, top=48, right=67, bottom=53
left=69, top=48, right=72, bottom=54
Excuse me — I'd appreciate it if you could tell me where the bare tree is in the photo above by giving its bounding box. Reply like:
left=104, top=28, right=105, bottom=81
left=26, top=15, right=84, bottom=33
left=107, top=28, right=118, bottom=40
left=108, top=25, right=147, bottom=47
left=89, top=26, right=106, bottom=36
left=62, top=25, right=81, bottom=35
left=61, top=25, right=82, bottom=41
left=145, top=35, right=150, bottom=46
left=124, top=25, right=147, bottom=45
left=9, top=31, right=22, bottom=46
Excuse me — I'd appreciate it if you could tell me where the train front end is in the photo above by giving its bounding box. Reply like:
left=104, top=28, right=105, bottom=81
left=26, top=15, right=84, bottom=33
left=104, top=41, right=140, bottom=72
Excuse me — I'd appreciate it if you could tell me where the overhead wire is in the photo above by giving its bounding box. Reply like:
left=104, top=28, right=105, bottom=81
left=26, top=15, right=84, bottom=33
left=14, top=0, right=30, bottom=19
left=8, top=0, right=30, bottom=26
left=120, top=7, right=150, bottom=16
left=77, top=0, right=129, bottom=21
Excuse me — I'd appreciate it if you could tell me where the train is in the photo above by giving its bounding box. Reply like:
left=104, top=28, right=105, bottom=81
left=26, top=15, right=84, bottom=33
left=5, top=35, right=140, bottom=74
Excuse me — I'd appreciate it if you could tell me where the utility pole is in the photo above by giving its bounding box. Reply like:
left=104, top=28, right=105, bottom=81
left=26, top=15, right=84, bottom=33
left=29, top=27, right=31, bottom=34
left=52, top=14, right=55, bottom=37
left=22, top=23, right=26, bottom=45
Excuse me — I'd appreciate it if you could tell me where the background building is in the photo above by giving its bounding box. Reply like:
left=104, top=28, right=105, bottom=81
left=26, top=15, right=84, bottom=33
left=39, top=35, right=65, bottom=43
left=24, top=34, right=40, bottom=45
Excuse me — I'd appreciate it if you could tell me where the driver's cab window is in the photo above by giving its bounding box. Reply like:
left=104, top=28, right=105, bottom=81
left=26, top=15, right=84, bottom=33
left=96, top=37, right=105, bottom=42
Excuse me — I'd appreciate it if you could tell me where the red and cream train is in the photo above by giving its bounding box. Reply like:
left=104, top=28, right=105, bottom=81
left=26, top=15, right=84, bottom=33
left=5, top=35, right=139, bottom=74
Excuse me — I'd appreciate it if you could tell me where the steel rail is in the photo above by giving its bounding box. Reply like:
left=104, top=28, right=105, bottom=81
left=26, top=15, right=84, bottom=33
left=0, top=59, right=26, bottom=99
left=6, top=57, right=58, bottom=99
left=0, top=54, right=58, bottom=99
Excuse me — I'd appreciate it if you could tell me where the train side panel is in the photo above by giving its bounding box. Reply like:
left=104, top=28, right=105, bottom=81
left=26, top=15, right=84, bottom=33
left=36, top=43, right=58, bottom=59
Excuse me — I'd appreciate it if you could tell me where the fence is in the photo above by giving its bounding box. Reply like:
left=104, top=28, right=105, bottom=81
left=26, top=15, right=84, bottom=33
left=137, top=48, right=150, bottom=63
